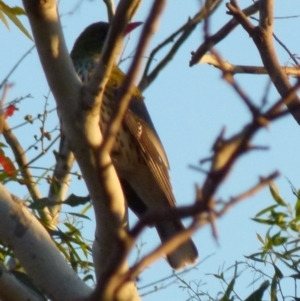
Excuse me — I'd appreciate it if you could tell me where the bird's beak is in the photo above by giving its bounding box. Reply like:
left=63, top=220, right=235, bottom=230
left=124, top=22, right=143, bottom=36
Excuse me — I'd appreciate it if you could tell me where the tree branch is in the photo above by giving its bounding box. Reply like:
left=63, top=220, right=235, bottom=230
left=47, top=135, right=75, bottom=226
left=22, top=1, right=141, bottom=300
left=2, top=121, right=52, bottom=222
left=0, top=185, right=92, bottom=301
left=199, top=54, right=300, bottom=76
left=0, top=262, right=43, bottom=301
left=190, top=0, right=259, bottom=66
left=139, top=0, right=222, bottom=91
left=226, top=0, right=300, bottom=124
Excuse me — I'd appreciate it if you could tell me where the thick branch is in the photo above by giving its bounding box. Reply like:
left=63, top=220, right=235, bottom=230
left=0, top=262, right=43, bottom=301
left=0, top=185, right=91, bottom=301
left=22, top=2, right=140, bottom=300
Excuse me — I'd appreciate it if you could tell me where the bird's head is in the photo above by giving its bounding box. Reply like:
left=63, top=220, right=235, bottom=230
left=70, top=21, right=142, bottom=60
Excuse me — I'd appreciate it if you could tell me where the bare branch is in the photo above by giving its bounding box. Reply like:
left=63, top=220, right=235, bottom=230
left=47, top=135, right=75, bottom=226
left=2, top=121, right=49, bottom=215
left=103, top=0, right=115, bottom=22
left=217, top=171, right=279, bottom=217
left=226, top=0, right=300, bottom=123
left=190, top=1, right=259, bottom=66
left=200, top=54, right=300, bottom=76
left=139, top=0, right=222, bottom=91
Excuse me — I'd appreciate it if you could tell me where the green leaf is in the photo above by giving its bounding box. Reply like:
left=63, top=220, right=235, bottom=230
left=271, top=232, right=287, bottom=246
left=289, top=221, right=300, bottom=232
left=0, top=2, right=26, bottom=15
left=0, top=9, right=8, bottom=28
left=295, top=198, right=300, bottom=218
left=269, top=182, right=286, bottom=206
left=220, top=277, right=235, bottom=301
left=212, top=273, right=224, bottom=279
left=81, top=202, right=92, bottom=215
left=64, top=222, right=80, bottom=235
left=28, top=198, right=51, bottom=210
left=289, top=274, right=300, bottom=280
left=274, top=265, right=283, bottom=279
left=270, top=210, right=287, bottom=223
left=66, top=212, right=91, bottom=220
left=244, top=280, right=269, bottom=301
left=256, top=233, right=264, bottom=244
left=244, top=253, right=266, bottom=263
left=255, top=205, right=278, bottom=217
left=270, top=274, right=277, bottom=301
left=64, top=194, right=90, bottom=207
left=252, top=218, right=276, bottom=225
left=83, top=274, right=94, bottom=283
left=0, top=1, right=32, bottom=40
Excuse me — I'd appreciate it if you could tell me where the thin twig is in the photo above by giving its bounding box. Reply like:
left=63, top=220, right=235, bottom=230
left=103, top=0, right=115, bottom=22
left=190, top=1, right=259, bottom=66
left=217, top=172, right=279, bottom=217
left=0, top=45, right=35, bottom=90
left=199, top=54, right=300, bottom=77
left=139, top=0, right=222, bottom=91
left=3, top=121, right=43, bottom=202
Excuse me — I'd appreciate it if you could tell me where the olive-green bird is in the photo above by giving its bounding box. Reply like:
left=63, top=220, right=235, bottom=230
left=70, top=22, right=198, bottom=269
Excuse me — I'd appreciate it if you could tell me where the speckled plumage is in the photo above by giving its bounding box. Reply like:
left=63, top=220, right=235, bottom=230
left=71, top=22, right=198, bottom=269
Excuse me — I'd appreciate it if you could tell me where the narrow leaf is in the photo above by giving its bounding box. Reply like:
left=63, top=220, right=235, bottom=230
left=0, top=2, right=32, bottom=40
left=0, top=8, right=8, bottom=28
left=269, top=182, right=286, bottom=206
left=244, top=280, right=269, bottom=301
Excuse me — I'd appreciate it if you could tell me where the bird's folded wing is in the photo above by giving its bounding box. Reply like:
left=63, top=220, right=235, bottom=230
left=124, top=111, right=176, bottom=206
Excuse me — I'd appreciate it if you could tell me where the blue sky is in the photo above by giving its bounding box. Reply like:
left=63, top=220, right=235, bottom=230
left=2, top=0, right=300, bottom=300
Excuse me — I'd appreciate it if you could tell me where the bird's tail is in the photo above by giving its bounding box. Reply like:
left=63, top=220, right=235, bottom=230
left=156, top=220, right=198, bottom=270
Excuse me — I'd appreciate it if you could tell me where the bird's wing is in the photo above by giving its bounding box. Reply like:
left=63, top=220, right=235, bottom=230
left=108, top=66, right=176, bottom=206
left=125, top=97, right=176, bottom=206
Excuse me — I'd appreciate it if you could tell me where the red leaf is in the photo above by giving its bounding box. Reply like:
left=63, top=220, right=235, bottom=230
left=0, top=149, right=17, bottom=177
left=124, top=22, right=143, bottom=36
left=5, top=104, right=18, bottom=118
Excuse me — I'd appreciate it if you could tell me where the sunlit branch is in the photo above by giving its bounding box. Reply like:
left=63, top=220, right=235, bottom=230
left=200, top=54, right=300, bottom=77
left=226, top=0, right=300, bottom=124
left=101, top=0, right=166, bottom=155
left=103, top=0, right=115, bottom=22
left=190, top=1, right=259, bottom=66
left=47, top=135, right=75, bottom=226
left=3, top=122, right=42, bottom=199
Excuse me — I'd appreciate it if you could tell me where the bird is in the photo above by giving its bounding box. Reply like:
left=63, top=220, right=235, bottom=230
left=70, top=22, right=198, bottom=269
